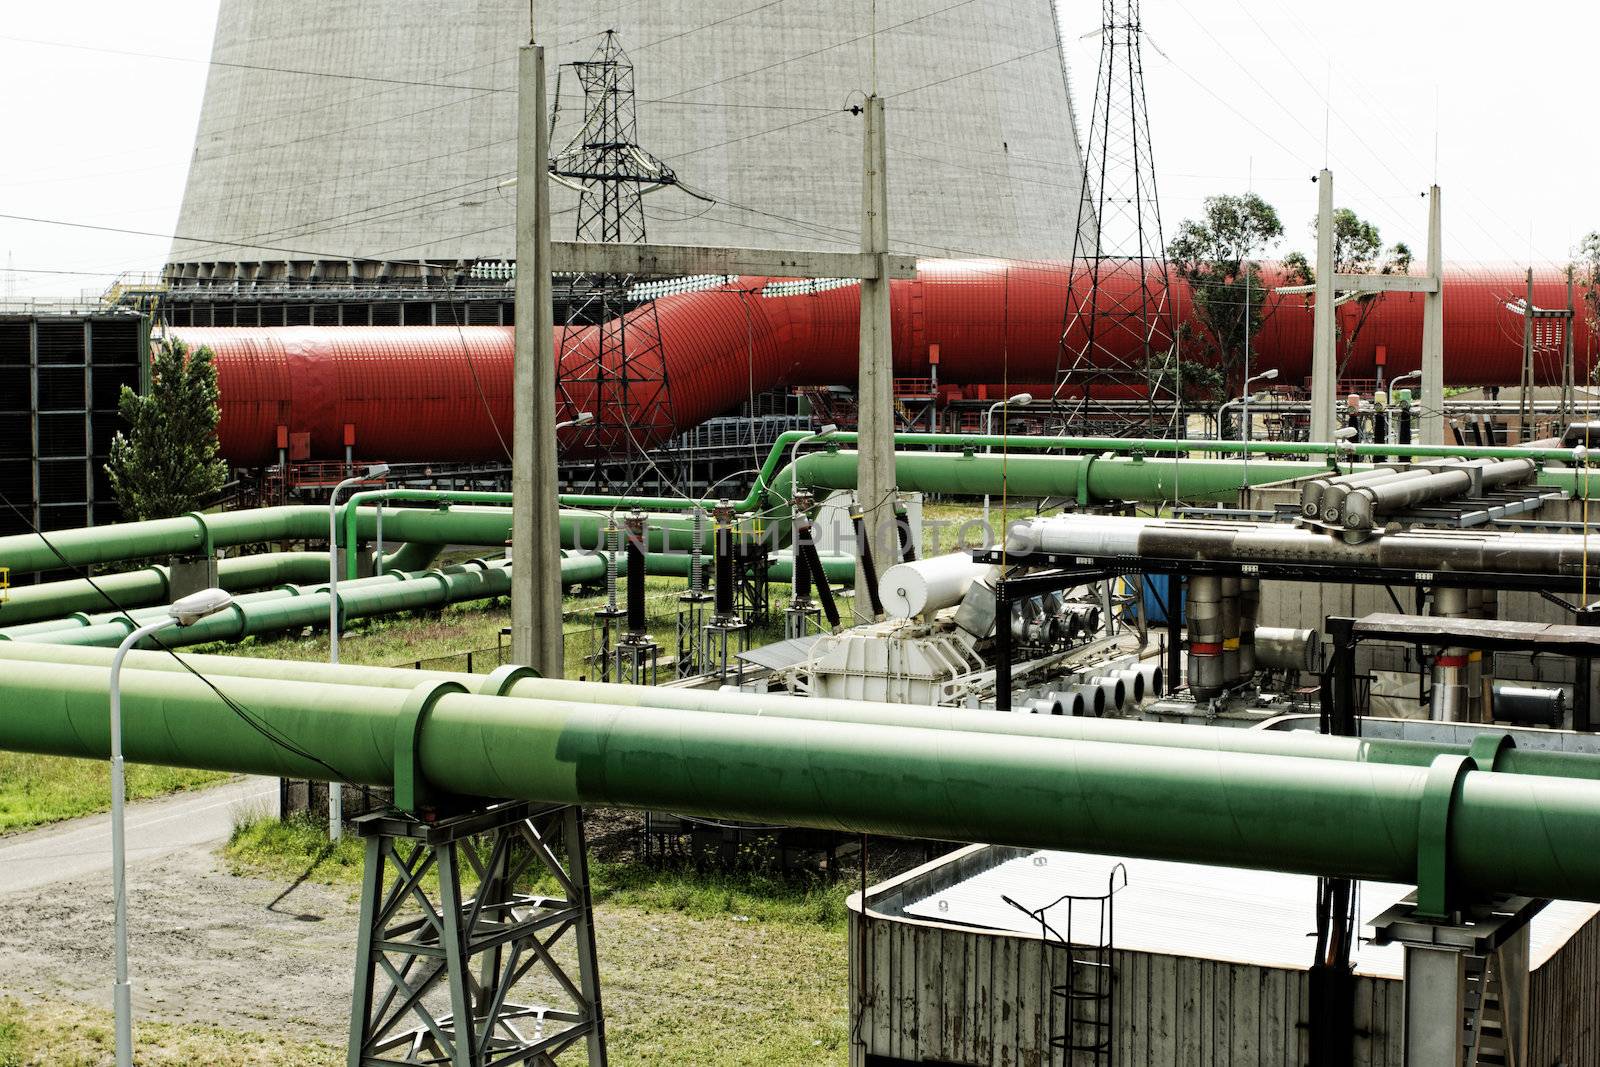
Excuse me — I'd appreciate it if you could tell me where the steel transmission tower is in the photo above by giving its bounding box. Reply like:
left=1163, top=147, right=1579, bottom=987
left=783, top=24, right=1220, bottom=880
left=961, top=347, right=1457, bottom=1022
left=550, top=31, right=680, bottom=466
left=1054, top=0, right=1178, bottom=436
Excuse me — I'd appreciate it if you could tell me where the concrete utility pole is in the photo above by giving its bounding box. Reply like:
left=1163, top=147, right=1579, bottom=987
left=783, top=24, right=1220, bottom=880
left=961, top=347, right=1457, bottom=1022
left=1310, top=169, right=1336, bottom=442
left=512, top=41, right=564, bottom=677
left=854, top=95, right=895, bottom=623
left=1566, top=264, right=1577, bottom=419
left=1420, top=184, right=1444, bottom=445
left=1522, top=267, right=1536, bottom=441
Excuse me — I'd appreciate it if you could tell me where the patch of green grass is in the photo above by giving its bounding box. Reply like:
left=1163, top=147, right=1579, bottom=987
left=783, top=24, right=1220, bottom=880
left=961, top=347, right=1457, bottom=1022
left=225, top=810, right=365, bottom=884
left=226, top=811, right=851, bottom=929
left=586, top=860, right=851, bottom=928
left=0, top=997, right=339, bottom=1066
left=0, top=753, right=230, bottom=835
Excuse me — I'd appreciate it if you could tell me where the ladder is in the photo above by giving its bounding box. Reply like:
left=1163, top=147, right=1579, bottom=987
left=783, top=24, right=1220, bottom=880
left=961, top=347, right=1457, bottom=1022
left=1463, top=951, right=1509, bottom=1066
left=1004, top=862, right=1128, bottom=1066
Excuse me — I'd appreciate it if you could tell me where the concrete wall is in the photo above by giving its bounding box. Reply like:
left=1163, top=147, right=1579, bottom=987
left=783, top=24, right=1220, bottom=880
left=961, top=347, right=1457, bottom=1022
left=171, top=0, right=1088, bottom=268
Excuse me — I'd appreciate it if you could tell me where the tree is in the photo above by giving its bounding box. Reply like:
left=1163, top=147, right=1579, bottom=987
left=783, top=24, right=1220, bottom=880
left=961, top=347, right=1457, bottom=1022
left=106, top=337, right=228, bottom=520
left=1289, top=209, right=1413, bottom=379
left=1167, top=192, right=1285, bottom=399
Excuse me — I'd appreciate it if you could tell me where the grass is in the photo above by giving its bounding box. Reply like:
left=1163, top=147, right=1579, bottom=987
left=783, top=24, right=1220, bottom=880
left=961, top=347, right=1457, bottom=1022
left=0, top=997, right=340, bottom=1067
left=225, top=811, right=852, bottom=929
left=223, top=812, right=853, bottom=1065
left=0, top=753, right=229, bottom=835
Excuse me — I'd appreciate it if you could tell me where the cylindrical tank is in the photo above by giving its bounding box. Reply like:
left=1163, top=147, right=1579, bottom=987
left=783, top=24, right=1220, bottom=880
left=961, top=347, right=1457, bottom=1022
left=1255, top=628, right=1323, bottom=673
left=1086, top=674, right=1127, bottom=712
left=1492, top=683, right=1565, bottom=726
left=1187, top=575, right=1226, bottom=700
left=879, top=553, right=993, bottom=620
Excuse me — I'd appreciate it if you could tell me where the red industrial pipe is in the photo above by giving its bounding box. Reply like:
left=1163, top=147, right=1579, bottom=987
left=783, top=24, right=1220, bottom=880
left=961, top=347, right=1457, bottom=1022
left=173, top=260, right=1594, bottom=464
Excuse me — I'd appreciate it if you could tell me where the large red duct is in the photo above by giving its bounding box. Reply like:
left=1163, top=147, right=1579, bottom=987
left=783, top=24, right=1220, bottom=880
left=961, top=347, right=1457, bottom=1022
left=173, top=260, right=1595, bottom=465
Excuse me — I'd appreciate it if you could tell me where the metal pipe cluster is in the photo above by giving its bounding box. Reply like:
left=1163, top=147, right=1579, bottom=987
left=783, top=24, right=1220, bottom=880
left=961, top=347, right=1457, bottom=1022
left=1300, top=458, right=1539, bottom=531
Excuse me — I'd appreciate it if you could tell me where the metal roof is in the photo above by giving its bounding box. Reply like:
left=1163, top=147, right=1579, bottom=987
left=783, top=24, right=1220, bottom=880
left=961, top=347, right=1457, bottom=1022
left=900, top=849, right=1597, bottom=979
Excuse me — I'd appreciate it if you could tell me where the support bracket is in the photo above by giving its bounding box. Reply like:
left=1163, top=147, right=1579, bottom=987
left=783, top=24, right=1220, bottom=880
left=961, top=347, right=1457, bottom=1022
left=394, top=680, right=468, bottom=812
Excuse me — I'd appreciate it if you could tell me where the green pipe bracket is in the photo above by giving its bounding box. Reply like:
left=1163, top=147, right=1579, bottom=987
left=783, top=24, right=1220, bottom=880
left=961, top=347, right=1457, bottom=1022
left=182, top=512, right=216, bottom=559
left=1416, top=753, right=1477, bottom=919
left=1468, top=732, right=1517, bottom=772
left=394, top=680, right=468, bottom=813
left=478, top=664, right=541, bottom=694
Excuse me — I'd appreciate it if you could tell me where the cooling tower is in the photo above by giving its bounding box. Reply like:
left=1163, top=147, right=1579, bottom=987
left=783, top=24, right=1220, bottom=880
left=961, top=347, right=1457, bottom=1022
left=167, top=0, right=1089, bottom=282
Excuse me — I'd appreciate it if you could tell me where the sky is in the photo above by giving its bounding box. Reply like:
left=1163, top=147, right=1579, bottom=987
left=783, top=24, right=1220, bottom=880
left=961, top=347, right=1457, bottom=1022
left=1, top=0, right=1595, bottom=301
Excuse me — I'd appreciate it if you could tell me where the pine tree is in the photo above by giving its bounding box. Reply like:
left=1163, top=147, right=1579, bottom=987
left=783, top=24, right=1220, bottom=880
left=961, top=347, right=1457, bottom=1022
left=105, top=337, right=228, bottom=520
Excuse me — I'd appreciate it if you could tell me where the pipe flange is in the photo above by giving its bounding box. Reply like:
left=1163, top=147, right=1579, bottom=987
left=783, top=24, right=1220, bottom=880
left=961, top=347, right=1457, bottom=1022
left=394, top=679, right=468, bottom=813
left=1416, top=753, right=1476, bottom=920
left=478, top=664, right=540, bottom=696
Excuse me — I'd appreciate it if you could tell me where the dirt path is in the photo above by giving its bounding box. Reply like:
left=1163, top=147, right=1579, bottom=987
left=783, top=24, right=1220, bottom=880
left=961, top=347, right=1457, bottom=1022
left=0, top=838, right=851, bottom=1063
left=0, top=839, right=361, bottom=1042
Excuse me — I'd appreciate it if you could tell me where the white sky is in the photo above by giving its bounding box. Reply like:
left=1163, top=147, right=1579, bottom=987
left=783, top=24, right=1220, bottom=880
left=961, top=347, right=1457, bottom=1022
left=1, top=0, right=1594, bottom=300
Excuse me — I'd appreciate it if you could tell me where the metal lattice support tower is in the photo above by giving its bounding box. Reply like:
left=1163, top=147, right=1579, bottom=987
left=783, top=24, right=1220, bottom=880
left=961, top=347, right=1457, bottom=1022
left=1054, top=0, right=1178, bottom=438
left=348, top=802, right=607, bottom=1066
left=550, top=31, right=680, bottom=475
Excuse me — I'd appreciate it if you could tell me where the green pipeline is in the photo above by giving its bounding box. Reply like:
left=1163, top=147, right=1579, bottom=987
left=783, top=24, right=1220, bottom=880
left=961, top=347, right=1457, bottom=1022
left=1, top=550, right=845, bottom=646
left=0, top=552, right=329, bottom=626
left=7, top=437, right=1593, bottom=579
left=4, top=642, right=1593, bottom=785
left=7, top=659, right=1600, bottom=907
left=557, top=429, right=1595, bottom=513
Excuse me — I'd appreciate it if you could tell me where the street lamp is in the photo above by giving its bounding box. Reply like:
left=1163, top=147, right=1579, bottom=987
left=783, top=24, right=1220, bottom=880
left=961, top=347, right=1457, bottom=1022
left=789, top=424, right=840, bottom=564
left=1239, top=368, right=1279, bottom=483
left=328, top=462, right=388, bottom=840
left=789, top=423, right=840, bottom=494
left=556, top=410, right=595, bottom=432
left=108, top=586, right=235, bottom=1067
left=982, top=393, right=1033, bottom=536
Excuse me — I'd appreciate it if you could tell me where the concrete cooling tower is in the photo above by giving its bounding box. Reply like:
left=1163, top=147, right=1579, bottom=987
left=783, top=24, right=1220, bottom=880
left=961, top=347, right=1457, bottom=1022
left=167, top=0, right=1089, bottom=287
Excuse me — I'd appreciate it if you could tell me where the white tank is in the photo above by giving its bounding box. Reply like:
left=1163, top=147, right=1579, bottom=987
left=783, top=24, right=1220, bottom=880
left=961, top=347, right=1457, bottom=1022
left=879, top=554, right=994, bottom=619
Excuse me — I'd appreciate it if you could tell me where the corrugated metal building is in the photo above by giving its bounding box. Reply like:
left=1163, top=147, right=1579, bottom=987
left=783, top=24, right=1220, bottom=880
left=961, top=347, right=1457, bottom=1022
left=850, top=845, right=1600, bottom=1065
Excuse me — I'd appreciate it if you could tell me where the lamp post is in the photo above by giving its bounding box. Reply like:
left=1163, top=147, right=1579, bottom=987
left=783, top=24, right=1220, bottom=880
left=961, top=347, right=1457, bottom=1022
left=1238, top=368, right=1278, bottom=487
left=555, top=410, right=594, bottom=432
left=789, top=423, right=839, bottom=555
left=982, top=392, right=1033, bottom=538
left=109, top=586, right=235, bottom=1067
left=328, top=463, right=388, bottom=840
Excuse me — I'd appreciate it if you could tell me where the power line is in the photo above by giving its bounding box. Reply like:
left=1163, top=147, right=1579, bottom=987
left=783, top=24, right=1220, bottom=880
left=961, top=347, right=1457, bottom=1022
left=0, top=32, right=511, bottom=92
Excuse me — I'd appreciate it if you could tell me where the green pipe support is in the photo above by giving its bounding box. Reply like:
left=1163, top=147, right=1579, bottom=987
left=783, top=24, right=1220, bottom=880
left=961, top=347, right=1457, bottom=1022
left=5, top=659, right=1600, bottom=909
left=0, top=642, right=1591, bottom=785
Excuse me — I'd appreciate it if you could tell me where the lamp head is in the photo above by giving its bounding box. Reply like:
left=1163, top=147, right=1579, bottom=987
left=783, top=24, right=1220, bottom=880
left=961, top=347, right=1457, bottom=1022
left=1009, top=392, right=1034, bottom=405
left=1333, top=426, right=1359, bottom=442
left=573, top=411, right=595, bottom=427
left=365, top=463, right=390, bottom=480
left=167, top=587, right=234, bottom=627
left=1257, top=368, right=1279, bottom=381
left=816, top=423, right=839, bottom=437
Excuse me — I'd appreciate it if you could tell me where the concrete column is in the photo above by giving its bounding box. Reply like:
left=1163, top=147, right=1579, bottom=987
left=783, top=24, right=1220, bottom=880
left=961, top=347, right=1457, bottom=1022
left=854, top=95, right=896, bottom=623
left=511, top=43, right=564, bottom=677
left=1402, top=944, right=1466, bottom=1065
left=1310, top=169, right=1336, bottom=442
left=1420, top=185, right=1444, bottom=446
